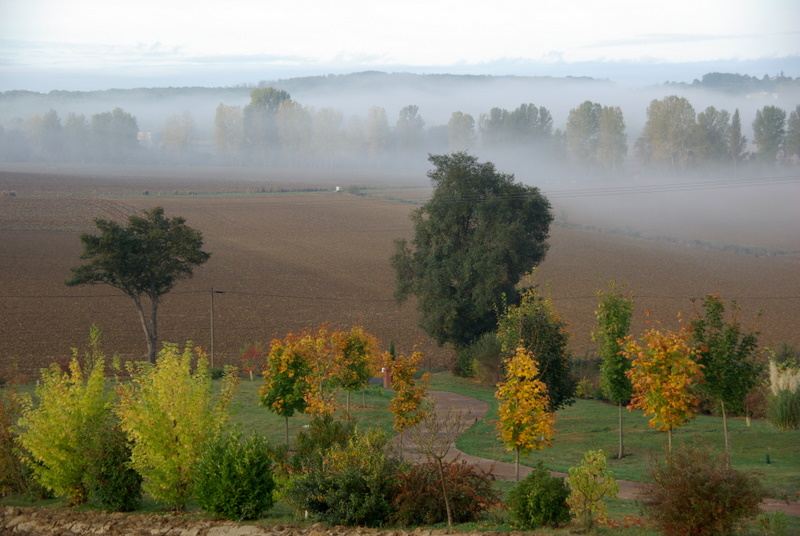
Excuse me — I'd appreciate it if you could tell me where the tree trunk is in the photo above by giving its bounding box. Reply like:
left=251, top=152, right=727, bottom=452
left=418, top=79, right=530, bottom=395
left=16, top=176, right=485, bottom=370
left=436, top=458, right=453, bottom=529
left=618, top=402, right=625, bottom=459
left=667, top=427, right=673, bottom=452
left=149, top=297, right=159, bottom=364
left=284, top=416, right=289, bottom=448
left=515, top=446, right=520, bottom=482
left=721, top=401, right=731, bottom=464
left=131, top=293, right=157, bottom=363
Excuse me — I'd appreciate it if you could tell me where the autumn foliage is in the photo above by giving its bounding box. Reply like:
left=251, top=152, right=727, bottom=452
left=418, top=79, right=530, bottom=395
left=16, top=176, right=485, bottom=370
left=387, top=350, right=430, bottom=433
left=496, top=346, right=555, bottom=480
left=622, top=325, right=703, bottom=449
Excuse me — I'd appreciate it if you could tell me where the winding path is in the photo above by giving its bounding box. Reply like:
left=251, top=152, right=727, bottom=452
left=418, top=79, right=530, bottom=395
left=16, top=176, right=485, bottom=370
left=417, top=391, right=800, bottom=517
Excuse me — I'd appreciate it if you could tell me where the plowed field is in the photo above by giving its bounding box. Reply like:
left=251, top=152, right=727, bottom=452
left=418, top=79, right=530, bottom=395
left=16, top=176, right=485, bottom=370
left=1, top=167, right=798, bottom=379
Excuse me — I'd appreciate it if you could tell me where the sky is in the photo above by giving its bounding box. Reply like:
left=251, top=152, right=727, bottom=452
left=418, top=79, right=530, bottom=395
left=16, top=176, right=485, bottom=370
left=1, top=0, right=799, bottom=91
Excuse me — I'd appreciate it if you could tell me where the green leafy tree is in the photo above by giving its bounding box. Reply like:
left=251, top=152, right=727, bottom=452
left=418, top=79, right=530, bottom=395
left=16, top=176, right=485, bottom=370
left=90, top=107, right=138, bottom=163
left=392, top=152, right=553, bottom=350
left=592, top=283, right=634, bottom=459
left=693, top=106, right=731, bottom=168
left=566, top=101, right=601, bottom=167
left=689, top=294, right=761, bottom=458
left=752, top=105, right=786, bottom=162
left=497, top=287, right=576, bottom=411
left=496, top=346, right=555, bottom=481
left=15, top=326, right=111, bottom=505
left=66, top=207, right=210, bottom=363
left=116, top=342, right=238, bottom=510
left=566, top=449, right=619, bottom=531
left=638, top=95, right=696, bottom=170
left=729, top=108, right=747, bottom=169
left=784, top=104, right=800, bottom=161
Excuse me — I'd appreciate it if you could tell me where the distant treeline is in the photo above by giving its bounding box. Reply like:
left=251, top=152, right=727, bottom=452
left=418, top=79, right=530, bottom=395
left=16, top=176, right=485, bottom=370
left=1, top=74, right=799, bottom=178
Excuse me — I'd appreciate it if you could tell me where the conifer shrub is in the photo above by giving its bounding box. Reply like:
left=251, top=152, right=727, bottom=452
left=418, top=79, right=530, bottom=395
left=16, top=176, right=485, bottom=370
left=283, top=428, right=400, bottom=527
left=641, top=446, right=765, bottom=536
left=85, top=422, right=142, bottom=511
left=194, top=432, right=276, bottom=521
left=391, top=460, right=501, bottom=526
left=505, top=462, right=570, bottom=529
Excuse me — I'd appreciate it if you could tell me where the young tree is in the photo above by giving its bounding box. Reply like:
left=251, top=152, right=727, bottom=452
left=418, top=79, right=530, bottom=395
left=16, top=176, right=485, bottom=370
left=622, top=325, right=703, bottom=450
left=66, top=207, right=210, bottom=363
left=116, top=342, right=238, bottom=510
left=259, top=332, right=313, bottom=446
left=333, top=325, right=378, bottom=414
left=566, top=450, right=619, bottom=531
left=689, top=294, right=761, bottom=458
left=497, top=287, right=576, bottom=411
left=592, top=283, right=634, bottom=459
left=404, top=399, right=475, bottom=528
left=388, top=351, right=430, bottom=437
left=496, top=346, right=555, bottom=481
left=15, top=326, right=111, bottom=505
left=392, top=152, right=553, bottom=350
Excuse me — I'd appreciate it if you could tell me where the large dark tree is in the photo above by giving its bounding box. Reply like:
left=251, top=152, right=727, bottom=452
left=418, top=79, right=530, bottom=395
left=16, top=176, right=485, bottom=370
left=66, top=207, right=210, bottom=363
left=391, top=152, right=553, bottom=350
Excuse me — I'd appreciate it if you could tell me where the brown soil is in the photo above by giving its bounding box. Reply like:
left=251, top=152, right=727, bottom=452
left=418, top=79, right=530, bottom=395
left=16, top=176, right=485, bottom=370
left=2, top=169, right=798, bottom=379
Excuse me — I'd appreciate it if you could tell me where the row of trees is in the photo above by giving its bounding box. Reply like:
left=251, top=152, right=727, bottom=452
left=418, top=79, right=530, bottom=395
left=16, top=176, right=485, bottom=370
left=637, top=97, right=800, bottom=171
left=3, top=89, right=798, bottom=174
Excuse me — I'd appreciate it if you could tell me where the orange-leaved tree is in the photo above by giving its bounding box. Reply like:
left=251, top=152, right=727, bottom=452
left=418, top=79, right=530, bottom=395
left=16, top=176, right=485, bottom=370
left=387, top=350, right=430, bottom=448
left=496, top=346, right=555, bottom=481
left=259, top=332, right=313, bottom=446
left=622, top=324, right=703, bottom=451
left=332, top=325, right=379, bottom=415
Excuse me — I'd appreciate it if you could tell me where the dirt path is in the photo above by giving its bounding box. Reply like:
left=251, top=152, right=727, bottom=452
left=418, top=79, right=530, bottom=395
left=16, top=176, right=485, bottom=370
left=419, top=391, right=800, bottom=517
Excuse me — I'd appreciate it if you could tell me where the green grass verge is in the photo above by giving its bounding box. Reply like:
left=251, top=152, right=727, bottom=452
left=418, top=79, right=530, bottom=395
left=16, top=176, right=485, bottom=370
left=426, top=372, right=800, bottom=500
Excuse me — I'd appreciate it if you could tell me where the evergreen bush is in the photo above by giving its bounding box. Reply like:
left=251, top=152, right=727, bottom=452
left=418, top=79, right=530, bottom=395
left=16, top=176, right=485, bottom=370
left=194, top=433, right=276, bottom=521
left=86, top=423, right=142, bottom=511
left=505, top=463, right=570, bottom=529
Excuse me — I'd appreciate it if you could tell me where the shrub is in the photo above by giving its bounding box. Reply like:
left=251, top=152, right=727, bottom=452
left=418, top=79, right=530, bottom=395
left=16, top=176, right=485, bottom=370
left=283, top=428, right=400, bottom=527
left=194, top=432, right=276, bottom=521
left=116, top=343, right=238, bottom=510
left=505, top=463, right=570, bottom=529
left=85, top=422, right=142, bottom=511
left=391, top=460, right=501, bottom=526
left=15, top=328, right=111, bottom=506
left=641, top=445, right=765, bottom=536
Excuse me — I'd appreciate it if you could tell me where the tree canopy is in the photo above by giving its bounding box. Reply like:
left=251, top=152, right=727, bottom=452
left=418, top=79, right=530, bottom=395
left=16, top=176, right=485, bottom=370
left=66, top=207, right=210, bottom=363
left=391, top=152, right=553, bottom=350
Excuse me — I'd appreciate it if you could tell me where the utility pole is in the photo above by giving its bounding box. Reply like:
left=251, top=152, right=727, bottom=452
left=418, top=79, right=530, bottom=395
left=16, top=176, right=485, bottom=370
left=210, top=288, right=224, bottom=369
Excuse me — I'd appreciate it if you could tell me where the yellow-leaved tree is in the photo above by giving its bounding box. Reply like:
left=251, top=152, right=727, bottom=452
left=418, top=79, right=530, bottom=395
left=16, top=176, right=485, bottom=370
left=622, top=325, right=703, bottom=451
left=387, top=350, right=430, bottom=449
left=496, top=346, right=555, bottom=481
left=116, top=342, right=238, bottom=510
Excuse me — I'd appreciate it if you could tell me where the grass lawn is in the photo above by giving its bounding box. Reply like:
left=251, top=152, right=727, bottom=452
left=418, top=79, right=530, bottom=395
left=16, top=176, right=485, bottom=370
left=427, top=372, right=800, bottom=500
